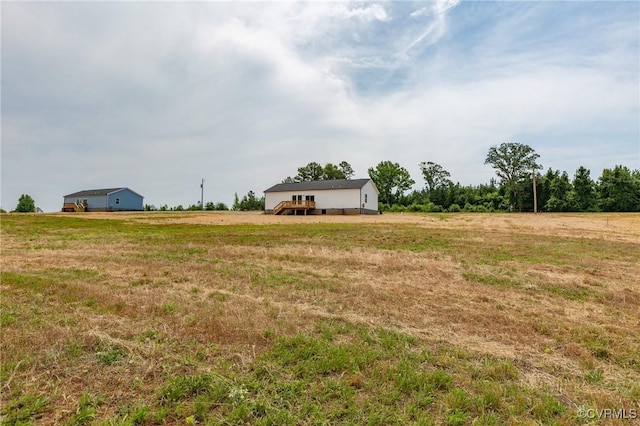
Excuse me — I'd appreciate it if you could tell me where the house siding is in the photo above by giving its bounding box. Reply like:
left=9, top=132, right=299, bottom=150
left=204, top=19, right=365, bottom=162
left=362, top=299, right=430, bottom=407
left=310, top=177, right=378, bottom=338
left=64, top=194, right=108, bottom=210
left=106, top=189, right=143, bottom=211
left=360, top=180, right=379, bottom=213
left=63, top=188, right=143, bottom=212
left=265, top=188, right=360, bottom=211
left=264, top=179, right=379, bottom=215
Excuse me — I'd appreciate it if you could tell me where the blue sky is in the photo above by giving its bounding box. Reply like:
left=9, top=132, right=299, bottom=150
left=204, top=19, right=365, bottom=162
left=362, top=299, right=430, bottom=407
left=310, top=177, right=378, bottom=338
left=2, top=1, right=638, bottom=212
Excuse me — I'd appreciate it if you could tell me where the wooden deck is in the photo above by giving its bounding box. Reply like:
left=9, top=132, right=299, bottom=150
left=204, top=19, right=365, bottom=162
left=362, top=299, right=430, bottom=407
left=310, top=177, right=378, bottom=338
left=62, top=202, right=86, bottom=212
left=273, top=200, right=316, bottom=215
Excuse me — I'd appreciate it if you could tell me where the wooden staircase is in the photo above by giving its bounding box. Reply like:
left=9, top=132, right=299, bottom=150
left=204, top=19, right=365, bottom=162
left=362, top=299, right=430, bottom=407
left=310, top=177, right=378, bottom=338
left=62, top=202, right=86, bottom=212
left=273, top=200, right=315, bottom=215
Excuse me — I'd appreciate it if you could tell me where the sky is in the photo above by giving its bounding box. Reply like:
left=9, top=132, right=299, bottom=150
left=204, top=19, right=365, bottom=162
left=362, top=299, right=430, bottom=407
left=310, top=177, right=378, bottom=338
left=1, top=0, right=638, bottom=212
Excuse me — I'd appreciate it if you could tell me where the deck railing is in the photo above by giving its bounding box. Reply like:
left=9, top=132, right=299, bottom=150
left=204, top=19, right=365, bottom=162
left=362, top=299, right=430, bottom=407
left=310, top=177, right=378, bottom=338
left=273, top=200, right=316, bottom=215
left=62, top=202, right=86, bottom=212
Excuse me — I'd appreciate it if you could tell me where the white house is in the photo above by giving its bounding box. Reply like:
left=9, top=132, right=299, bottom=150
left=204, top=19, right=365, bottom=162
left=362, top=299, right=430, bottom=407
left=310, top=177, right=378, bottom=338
left=264, top=179, right=379, bottom=215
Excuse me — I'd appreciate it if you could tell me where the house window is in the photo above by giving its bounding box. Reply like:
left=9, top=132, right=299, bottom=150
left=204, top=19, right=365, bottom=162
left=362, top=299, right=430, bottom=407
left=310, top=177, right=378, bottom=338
left=365, top=194, right=368, bottom=203
left=305, top=195, right=315, bottom=201
left=115, top=198, right=120, bottom=205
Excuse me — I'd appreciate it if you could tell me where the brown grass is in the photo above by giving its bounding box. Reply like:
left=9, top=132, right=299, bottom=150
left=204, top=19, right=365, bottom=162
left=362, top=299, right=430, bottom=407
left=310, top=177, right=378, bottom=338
left=72, top=210, right=640, bottom=241
left=1, top=212, right=639, bottom=424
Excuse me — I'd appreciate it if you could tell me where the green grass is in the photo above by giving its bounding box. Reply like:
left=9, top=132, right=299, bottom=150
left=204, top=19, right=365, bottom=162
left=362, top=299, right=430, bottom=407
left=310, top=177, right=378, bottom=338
left=69, top=319, right=571, bottom=425
left=126, top=320, right=577, bottom=424
left=0, top=392, right=50, bottom=425
left=69, top=392, right=101, bottom=425
left=463, top=272, right=517, bottom=288
left=1, top=213, right=638, bottom=424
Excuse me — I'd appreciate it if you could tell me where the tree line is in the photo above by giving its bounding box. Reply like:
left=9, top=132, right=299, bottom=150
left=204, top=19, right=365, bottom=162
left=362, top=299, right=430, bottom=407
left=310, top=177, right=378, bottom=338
left=145, top=190, right=265, bottom=212
left=280, top=144, right=640, bottom=213
left=7, top=143, right=639, bottom=213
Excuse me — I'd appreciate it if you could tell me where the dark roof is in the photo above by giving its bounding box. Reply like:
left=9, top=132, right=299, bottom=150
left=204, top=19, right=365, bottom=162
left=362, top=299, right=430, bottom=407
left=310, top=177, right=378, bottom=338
left=264, top=179, right=372, bottom=193
left=64, top=188, right=142, bottom=198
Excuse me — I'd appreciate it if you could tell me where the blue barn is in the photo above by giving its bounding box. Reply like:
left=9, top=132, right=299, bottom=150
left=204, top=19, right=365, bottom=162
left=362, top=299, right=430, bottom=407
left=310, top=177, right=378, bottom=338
left=62, top=188, right=144, bottom=212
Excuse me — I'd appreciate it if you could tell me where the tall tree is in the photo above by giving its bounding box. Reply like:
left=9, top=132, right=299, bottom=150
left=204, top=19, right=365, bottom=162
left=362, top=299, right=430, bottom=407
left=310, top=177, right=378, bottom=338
left=598, top=165, right=639, bottom=212
left=288, top=161, right=355, bottom=182
left=295, top=162, right=325, bottom=182
left=15, top=194, right=36, bottom=213
left=537, top=168, right=557, bottom=211
left=367, top=161, right=415, bottom=205
left=419, top=161, right=452, bottom=192
left=545, top=170, right=574, bottom=212
left=485, top=142, right=541, bottom=211
left=338, top=161, right=355, bottom=179
left=323, top=163, right=346, bottom=180
left=571, top=166, right=596, bottom=211
left=233, top=190, right=265, bottom=211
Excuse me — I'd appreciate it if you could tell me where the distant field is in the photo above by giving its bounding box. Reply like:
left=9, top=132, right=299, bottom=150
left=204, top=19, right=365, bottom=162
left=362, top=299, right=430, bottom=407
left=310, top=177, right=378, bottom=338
left=1, top=212, right=639, bottom=425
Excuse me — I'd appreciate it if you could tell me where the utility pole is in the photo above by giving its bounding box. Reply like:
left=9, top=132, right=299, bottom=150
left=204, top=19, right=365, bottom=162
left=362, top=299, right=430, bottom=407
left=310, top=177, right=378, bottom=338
left=532, top=169, right=537, bottom=214
left=200, top=179, right=204, bottom=209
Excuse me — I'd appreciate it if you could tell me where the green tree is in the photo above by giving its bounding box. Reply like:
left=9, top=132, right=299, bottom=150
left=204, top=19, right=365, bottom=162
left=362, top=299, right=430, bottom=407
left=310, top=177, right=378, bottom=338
left=187, top=203, right=203, bottom=211
left=418, top=161, right=458, bottom=206
left=571, top=166, right=596, bottom=211
left=323, top=163, right=346, bottom=180
left=233, top=190, right=265, bottom=211
left=206, top=201, right=228, bottom=211
left=545, top=170, right=574, bottom=212
left=290, top=161, right=355, bottom=182
left=294, top=162, right=325, bottom=182
left=537, top=168, right=556, bottom=212
left=485, top=142, right=541, bottom=211
left=15, top=194, right=36, bottom=213
left=338, top=161, right=355, bottom=179
left=598, top=165, right=640, bottom=211
left=419, top=161, right=452, bottom=193
left=367, top=161, right=415, bottom=206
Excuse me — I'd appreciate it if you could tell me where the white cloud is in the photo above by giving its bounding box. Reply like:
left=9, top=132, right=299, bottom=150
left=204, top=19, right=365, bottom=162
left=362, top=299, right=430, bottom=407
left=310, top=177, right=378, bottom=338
left=334, top=3, right=390, bottom=22
left=411, top=0, right=460, bottom=18
left=1, top=1, right=638, bottom=212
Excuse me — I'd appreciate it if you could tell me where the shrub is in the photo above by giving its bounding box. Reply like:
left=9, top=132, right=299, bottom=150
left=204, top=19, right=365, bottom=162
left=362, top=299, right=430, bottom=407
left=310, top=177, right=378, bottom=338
left=389, top=204, right=407, bottom=213
left=407, top=203, right=422, bottom=212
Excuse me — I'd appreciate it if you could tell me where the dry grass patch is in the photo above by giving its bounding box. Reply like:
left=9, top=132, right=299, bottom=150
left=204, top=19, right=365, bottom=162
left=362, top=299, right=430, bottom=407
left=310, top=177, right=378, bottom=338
left=1, top=212, right=638, bottom=424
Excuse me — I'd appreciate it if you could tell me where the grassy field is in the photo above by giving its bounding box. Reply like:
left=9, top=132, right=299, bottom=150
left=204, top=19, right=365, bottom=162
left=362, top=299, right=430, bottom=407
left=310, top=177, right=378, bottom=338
left=1, top=212, right=638, bottom=425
